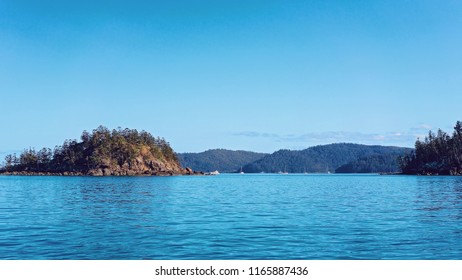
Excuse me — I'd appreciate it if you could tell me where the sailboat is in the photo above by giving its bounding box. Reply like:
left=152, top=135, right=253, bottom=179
left=278, top=165, right=288, bottom=174
left=240, top=167, right=244, bottom=174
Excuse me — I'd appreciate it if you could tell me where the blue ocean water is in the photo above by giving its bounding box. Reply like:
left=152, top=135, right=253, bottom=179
left=0, top=174, right=461, bottom=259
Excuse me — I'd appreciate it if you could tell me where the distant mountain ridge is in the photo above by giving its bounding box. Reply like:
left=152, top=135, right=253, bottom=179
left=178, top=149, right=268, bottom=173
left=242, top=143, right=412, bottom=173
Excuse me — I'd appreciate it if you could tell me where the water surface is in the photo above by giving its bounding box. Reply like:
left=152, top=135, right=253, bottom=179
left=0, top=174, right=461, bottom=259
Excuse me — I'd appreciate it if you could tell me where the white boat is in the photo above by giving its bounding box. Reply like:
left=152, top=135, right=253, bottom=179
left=278, top=165, right=288, bottom=174
left=240, top=167, right=244, bottom=174
left=209, top=170, right=220, bottom=175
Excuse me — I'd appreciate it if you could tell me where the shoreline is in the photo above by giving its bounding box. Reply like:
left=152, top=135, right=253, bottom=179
left=0, top=170, right=205, bottom=177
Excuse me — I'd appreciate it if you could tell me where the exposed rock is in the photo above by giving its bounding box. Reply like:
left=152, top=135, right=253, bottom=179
left=89, top=169, right=103, bottom=176
left=0, top=126, right=205, bottom=177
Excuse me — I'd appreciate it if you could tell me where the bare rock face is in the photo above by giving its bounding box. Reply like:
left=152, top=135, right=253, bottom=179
left=82, top=154, right=198, bottom=176
left=88, top=169, right=104, bottom=176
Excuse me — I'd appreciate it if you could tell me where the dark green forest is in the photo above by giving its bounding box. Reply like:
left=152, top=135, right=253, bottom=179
left=399, top=121, right=462, bottom=175
left=242, top=143, right=411, bottom=173
left=335, top=153, right=408, bottom=173
left=1, top=126, right=184, bottom=175
left=178, top=149, right=268, bottom=172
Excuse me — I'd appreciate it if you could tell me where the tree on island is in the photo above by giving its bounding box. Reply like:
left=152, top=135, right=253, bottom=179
left=0, top=126, right=191, bottom=176
left=399, top=121, right=462, bottom=175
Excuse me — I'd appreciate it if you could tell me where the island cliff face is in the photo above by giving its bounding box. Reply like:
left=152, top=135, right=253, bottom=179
left=85, top=144, right=187, bottom=176
left=1, top=126, right=200, bottom=176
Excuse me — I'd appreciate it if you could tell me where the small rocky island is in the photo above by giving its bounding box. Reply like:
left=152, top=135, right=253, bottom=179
left=0, top=126, right=201, bottom=176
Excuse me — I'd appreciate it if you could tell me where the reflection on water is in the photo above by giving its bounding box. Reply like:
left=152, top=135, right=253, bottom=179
left=0, top=174, right=461, bottom=259
left=415, top=177, right=462, bottom=219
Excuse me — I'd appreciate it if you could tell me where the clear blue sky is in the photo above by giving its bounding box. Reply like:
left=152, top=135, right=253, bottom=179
left=1, top=0, right=461, bottom=155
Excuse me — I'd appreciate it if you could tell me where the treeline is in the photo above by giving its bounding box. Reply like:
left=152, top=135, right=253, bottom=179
left=242, top=143, right=411, bottom=173
left=399, top=121, right=462, bottom=175
left=1, top=126, right=178, bottom=173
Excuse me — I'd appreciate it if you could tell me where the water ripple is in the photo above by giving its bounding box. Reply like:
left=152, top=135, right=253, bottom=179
left=0, top=174, right=461, bottom=259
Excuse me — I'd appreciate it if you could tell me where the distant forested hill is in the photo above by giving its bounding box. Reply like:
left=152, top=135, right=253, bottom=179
left=178, top=149, right=268, bottom=172
left=242, top=143, right=412, bottom=173
left=335, top=152, right=412, bottom=173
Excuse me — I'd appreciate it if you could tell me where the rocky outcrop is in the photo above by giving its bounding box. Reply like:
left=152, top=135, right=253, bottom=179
left=1, top=155, right=204, bottom=176
left=0, top=126, right=205, bottom=176
left=82, top=153, right=203, bottom=176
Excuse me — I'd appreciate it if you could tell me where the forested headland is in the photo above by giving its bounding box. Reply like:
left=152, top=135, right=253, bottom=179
left=0, top=126, right=198, bottom=176
left=399, top=121, right=462, bottom=175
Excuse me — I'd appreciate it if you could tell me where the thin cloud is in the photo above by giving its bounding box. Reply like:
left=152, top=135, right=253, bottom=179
left=410, top=124, right=433, bottom=132
left=233, top=130, right=420, bottom=146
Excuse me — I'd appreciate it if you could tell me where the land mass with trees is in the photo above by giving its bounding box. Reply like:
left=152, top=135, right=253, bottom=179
left=399, top=121, right=462, bottom=175
left=335, top=153, right=410, bottom=173
left=3, top=121, right=461, bottom=176
left=180, top=144, right=412, bottom=174
left=0, top=126, right=200, bottom=176
left=241, top=143, right=412, bottom=173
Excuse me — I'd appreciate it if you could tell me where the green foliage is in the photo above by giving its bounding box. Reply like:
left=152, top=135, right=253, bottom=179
left=19, top=148, right=39, bottom=170
left=178, top=149, right=268, bottom=172
left=1, top=126, right=179, bottom=173
left=242, top=143, right=412, bottom=173
left=399, top=121, right=462, bottom=175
